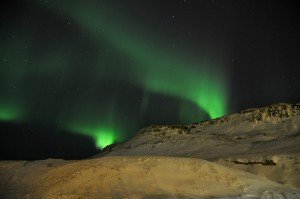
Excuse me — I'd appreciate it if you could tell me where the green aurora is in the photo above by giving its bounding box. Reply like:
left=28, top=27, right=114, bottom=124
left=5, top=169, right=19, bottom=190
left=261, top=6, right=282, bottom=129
left=0, top=0, right=229, bottom=149
left=58, top=1, right=228, bottom=118
left=69, top=125, right=118, bottom=149
left=0, top=104, right=22, bottom=122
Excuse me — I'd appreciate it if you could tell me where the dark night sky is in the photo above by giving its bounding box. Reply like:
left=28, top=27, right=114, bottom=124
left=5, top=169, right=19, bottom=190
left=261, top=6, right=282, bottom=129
left=0, top=0, right=299, bottom=159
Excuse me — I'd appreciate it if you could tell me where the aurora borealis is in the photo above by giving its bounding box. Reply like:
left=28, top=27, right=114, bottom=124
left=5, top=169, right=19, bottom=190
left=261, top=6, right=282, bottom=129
left=1, top=0, right=299, bottom=158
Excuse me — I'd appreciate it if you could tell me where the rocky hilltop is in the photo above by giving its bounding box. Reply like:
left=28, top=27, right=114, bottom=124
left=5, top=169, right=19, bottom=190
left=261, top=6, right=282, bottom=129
left=0, top=103, right=299, bottom=198
left=98, top=103, right=300, bottom=188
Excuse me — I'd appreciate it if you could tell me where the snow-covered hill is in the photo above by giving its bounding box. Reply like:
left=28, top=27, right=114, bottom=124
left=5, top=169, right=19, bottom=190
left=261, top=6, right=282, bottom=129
left=1, top=103, right=299, bottom=198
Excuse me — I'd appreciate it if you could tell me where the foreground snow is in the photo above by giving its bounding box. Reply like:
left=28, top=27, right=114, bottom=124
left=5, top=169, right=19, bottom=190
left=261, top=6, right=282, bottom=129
left=1, top=156, right=299, bottom=198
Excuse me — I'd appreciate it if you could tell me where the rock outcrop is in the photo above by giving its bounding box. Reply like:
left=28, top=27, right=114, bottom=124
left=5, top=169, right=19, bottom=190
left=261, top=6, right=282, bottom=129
left=97, top=103, right=300, bottom=189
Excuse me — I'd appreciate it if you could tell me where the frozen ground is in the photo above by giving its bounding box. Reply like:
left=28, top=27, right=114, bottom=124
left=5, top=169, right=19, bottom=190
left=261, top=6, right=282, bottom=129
left=1, top=103, right=299, bottom=198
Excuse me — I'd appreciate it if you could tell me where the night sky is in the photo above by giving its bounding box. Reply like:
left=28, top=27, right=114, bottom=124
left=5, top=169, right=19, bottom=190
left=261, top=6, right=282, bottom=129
left=0, top=0, right=299, bottom=159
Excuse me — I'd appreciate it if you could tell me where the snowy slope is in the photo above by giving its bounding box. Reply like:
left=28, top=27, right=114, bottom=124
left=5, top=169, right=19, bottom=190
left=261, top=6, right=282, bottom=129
left=1, top=156, right=299, bottom=198
left=97, top=103, right=300, bottom=188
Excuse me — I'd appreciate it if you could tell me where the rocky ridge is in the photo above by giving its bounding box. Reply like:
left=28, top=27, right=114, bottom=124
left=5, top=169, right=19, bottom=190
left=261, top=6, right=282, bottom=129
left=98, top=103, right=300, bottom=188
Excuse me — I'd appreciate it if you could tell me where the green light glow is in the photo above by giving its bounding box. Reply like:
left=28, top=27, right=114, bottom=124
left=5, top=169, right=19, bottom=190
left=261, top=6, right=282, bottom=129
left=69, top=125, right=117, bottom=149
left=95, top=130, right=116, bottom=149
left=51, top=1, right=228, bottom=119
left=0, top=0, right=230, bottom=149
left=0, top=99, right=23, bottom=122
left=0, top=105, right=21, bottom=122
